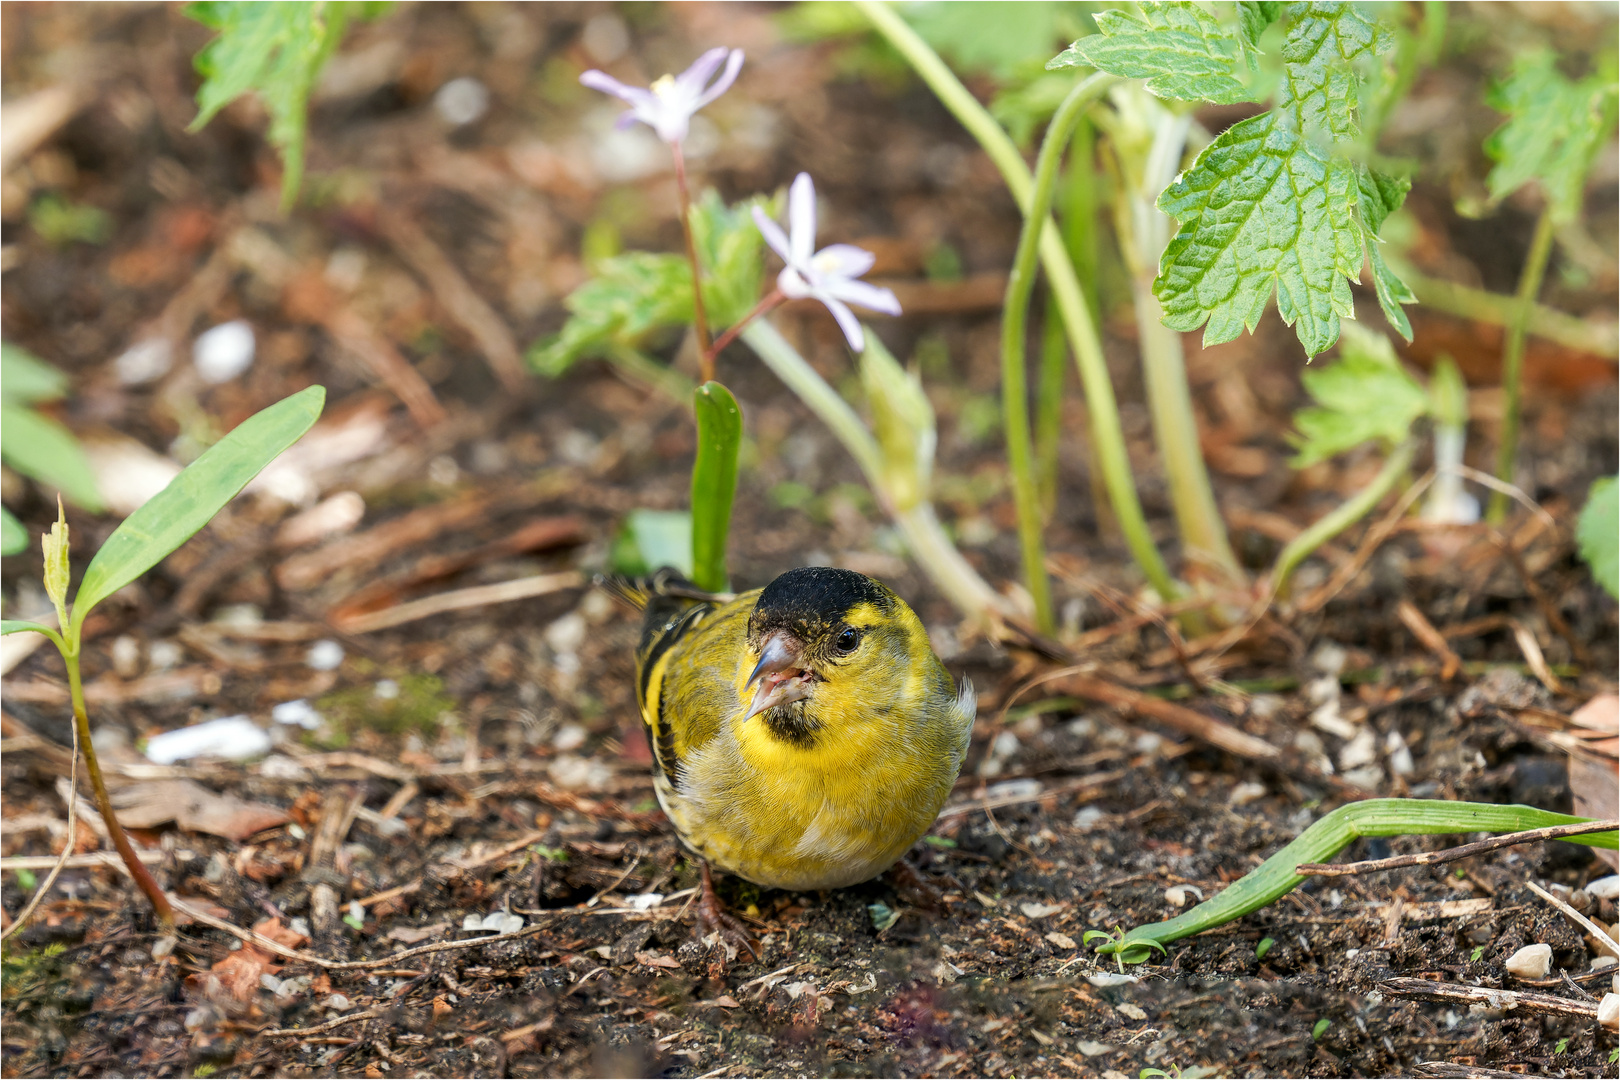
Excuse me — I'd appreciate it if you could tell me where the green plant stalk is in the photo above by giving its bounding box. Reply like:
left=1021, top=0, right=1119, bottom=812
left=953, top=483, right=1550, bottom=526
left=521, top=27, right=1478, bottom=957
left=1034, top=301, right=1067, bottom=520
left=604, top=343, right=696, bottom=404
left=1488, top=208, right=1557, bottom=523
left=1100, top=799, right=1616, bottom=963
left=1002, top=76, right=1111, bottom=635
left=741, top=320, right=1008, bottom=623
left=855, top=0, right=1178, bottom=601
left=690, top=381, right=742, bottom=593
left=1117, top=108, right=1243, bottom=586
left=1272, top=439, right=1416, bottom=597
left=1391, top=263, right=1617, bottom=359
left=63, top=647, right=174, bottom=928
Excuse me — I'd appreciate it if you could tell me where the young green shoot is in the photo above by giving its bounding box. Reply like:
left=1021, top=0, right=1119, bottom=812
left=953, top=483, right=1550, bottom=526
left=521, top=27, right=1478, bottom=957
left=1481, top=49, right=1616, bottom=521
left=0, top=387, right=325, bottom=928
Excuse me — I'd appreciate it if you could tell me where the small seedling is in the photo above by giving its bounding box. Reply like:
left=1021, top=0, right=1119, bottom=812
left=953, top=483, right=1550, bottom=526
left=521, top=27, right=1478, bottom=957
left=1312, top=1018, right=1331, bottom=1041
left=1255, top=936, right=1275, bottom=961
left=1, top=387, right=325, bottom=929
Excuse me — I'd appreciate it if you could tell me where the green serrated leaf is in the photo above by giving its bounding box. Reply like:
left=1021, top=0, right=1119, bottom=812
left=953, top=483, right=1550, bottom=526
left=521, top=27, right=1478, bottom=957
left=0, top=507, right=26, bottom=556
left=1576, top=475, right=1618, bottom=599
left=690, top=191, right=768, bottom=327
left=1485, top=49, right=1614, bottom=224
left=1277, top=2, right=1392, bottom=141
left=1155, top=112, right=1364, bottom=357
left=0, top=402, right=105, bottom=513
left=72, top=386, right=324, bottom=633
left=529, top=253, right=693, bottom=378
left=909, top=1, right=1078, bottom=81
left=1048, top=2, right=1257, bottom=105
left=1, top=343, right=70, bottom=404
left=1289, top=325, right=1428, bottom=466
left=1237, top=1, right=1284, bottom=53
left=1356, top=165, right=1415, bottom=339
left=185, top=2, right=386, bottom=208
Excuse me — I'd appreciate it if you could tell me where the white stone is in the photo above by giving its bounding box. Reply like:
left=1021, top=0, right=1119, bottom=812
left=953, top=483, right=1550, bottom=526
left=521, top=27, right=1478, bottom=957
left=1504, top=943, right=1552, bottom=980
left=1339, top=728, right=1380, bottom=770
left=193, top=320, right=255, bottom=384
left=144, top=715, right=271, bottom=764
left=114, top=337, right=172, bottom=385
left=434, top=77, right=489, bottom=126
left=1228, top=781, right=1267, bottom=807
left=1586, top=874, right=1619, bottom=900
left=306, top=639, right=345, bottom=671
left=546, top=612, right=587, bottom=654
left=1598, top=992, right=1618, bottom=1032
left=553, top=723, right=588, bottom=752
left=271, top=699, right=322, bottom=730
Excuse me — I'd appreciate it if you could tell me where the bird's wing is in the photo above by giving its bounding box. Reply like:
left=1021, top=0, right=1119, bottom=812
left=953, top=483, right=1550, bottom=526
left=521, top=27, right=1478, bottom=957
left=636, top=591, right=756, bottom=792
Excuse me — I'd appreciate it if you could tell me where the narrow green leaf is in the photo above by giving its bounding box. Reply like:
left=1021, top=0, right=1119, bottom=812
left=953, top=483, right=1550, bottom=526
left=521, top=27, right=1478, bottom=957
left=0, top=402, right=105, bottom=513
left=1576, top=475, right=1618, bottom=599
left=1236, top=1, right=1283, bottom=53
left=1048, top=2, right=1257, bottom=105
left=1, top=342, right=70, bottom=404
left=690, top=381, right=742, bottom=594
left=859, top=333, right=936, bottom=511
left=1155, top=112, right=1361, bottom=357
left=72, top=386, right=325, bottom=632
left=1485, top=49, right=1615, bottom=224
left=1, top=506, right=26, bottom=556
left=1, top=620, right=56, bottom=637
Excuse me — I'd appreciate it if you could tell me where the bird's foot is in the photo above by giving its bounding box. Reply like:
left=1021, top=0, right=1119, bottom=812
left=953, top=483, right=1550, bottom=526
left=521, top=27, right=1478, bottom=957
left=886, top=856, right=960, bottom=914
left=691, top=862, right=758, bottom=972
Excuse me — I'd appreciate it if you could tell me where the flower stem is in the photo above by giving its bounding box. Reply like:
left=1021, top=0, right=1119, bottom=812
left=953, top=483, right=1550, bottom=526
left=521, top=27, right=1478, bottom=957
left=670, top=142, right=715, bottom=377
left=64, top=648, right=174, bottom=928
left=855, top=0, right=1178, bottom=601
left=1487, top=207, right=1556, bottom=524
left=1035, top=301, right=1066, bottom=520
left=741, top=319, right=1012, bottom=627
left=1271, top=439, right=1416, bottom=598
left=1001, top=75, right=1113, bottom=635
left=1118, top=105, right=1242, bottom=586
left=706, top=290, right=785, bottom=362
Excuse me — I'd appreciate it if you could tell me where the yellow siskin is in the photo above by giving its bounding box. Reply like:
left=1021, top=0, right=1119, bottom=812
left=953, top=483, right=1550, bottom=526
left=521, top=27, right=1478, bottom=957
left=607, top=566, right=974, bottom=946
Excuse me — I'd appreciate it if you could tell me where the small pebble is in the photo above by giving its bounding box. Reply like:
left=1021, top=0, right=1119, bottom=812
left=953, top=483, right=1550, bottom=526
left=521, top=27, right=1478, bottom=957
left=1333, top=727, right=1375, bottom=769
left=434, top=76, right=489, bottom=126
left=553, top=723, right=588, bottom=752
left=1586, top=874, right=1619, bottom=901
left=1019, top=902, right=1062, bottom=919
left=114, top=337, right=172, bottom=385
left=110, top=635, right=142, bottom=679
left=151, top=935, right=177, bottom=960
left=306, top=639, right=345, bottom=671
left=1116, top=1003, right=1147, bottom=1021
left=348, top=900, right=365, bottom=923
left=1504, top=942, right=1552, bottom=980
left=1310, top=641, right=1348, bottom=676
left=462, top=915, right=484, bottom=931
left=1087, top=972, right=1138, bottom=987
left=144, top=715, right=271, bottom=764
left=193, top=320, right=255, bottom=384
left=545, top=612, right=587, bottom=655
left=271, top=699, right=322, bottom=730
left=148, top=640, right=183, bottom=671
left=1598, top=992, right=1618, bottom=1032
left=625, top=893, right=664, bottom=911
left=1228, top=781, right=1267, bottom=807
left=1073, top=806, right=1106, bottom=831
left=374, top=678, right=400, bottom=700
left=324, top=994, right=351, bottom=1011
left=259, top=973, right=284, bottom=994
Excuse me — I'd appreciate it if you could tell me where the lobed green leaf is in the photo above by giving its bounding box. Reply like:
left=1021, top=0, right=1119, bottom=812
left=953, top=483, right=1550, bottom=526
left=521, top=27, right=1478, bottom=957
left=72, top=386, right=325, bottom=633
left=1277, top=2, right=1391, bottom=141
left=1485, top=49, right=1616, bottom=224
left=1048, top=2, right=1257, bottom=105
left=1289, top=324, right=1427, bottom=466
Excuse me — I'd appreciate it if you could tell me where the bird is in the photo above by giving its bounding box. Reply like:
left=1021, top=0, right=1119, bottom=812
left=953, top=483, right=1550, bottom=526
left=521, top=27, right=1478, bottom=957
left=604, top=565, right=975, bottom=956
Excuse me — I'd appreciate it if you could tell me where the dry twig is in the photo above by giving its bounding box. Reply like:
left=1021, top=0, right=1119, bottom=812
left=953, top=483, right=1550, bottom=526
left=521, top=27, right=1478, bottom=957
left=1295, top=820, right=1618, bottom=876
left=0, top=723, right=79, bottom=942
left=1381, top=976, right=1599, bottom=1019
left=1523, top=879, right=1620, bottom=957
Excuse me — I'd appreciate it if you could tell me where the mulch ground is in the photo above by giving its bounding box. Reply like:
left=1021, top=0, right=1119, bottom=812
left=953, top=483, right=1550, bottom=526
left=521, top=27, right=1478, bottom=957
left=2, top=4, right=1617, bottom=1078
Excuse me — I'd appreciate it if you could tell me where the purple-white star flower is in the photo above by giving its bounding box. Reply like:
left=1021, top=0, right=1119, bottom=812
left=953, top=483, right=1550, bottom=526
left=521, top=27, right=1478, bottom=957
left=579, top=47, right=744, bottom=146
left=752, top=173, right=901, bottom=352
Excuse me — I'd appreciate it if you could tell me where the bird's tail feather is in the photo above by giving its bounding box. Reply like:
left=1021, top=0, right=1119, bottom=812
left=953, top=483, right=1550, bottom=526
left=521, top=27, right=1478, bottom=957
left=595, top=568, right=731, bottom=611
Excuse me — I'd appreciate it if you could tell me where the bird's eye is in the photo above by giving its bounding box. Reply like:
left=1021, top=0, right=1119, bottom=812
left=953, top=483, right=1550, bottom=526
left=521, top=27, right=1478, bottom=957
left=835, top=627, right=860, bottom=654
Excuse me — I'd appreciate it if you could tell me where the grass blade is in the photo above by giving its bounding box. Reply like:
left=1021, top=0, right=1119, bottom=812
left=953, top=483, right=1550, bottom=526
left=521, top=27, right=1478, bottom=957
left=71, top=385, right=325, bottom=633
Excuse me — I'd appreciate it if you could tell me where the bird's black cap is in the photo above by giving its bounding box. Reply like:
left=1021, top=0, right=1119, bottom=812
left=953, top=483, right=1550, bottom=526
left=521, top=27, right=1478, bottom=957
left=747, top=566, right=896, bottom=641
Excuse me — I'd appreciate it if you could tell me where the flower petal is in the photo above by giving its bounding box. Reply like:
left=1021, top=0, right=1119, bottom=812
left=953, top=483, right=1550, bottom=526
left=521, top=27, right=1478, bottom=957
left=812, top=244, right=876, bottom=279
left=788, top=173, right=817, bottom=267
left=674, top=47, right=729, bottom=98
left=694, top=49, right=745, bottom=109
left=777, top=266, right=813, bottom=300
left=824, top=277, right=901, bottom=316
left=579, top=70, right=653, bottom=108
left=818, top=295, right=866, bottom=351
left=752, top=206, right=794, bottom=265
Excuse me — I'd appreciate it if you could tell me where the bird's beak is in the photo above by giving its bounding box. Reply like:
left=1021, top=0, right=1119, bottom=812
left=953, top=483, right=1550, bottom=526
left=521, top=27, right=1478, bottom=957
left=744, top=631, right=814, bottom=720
